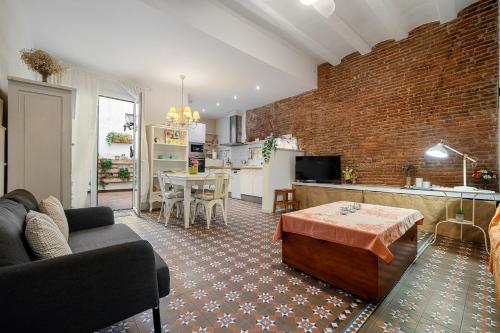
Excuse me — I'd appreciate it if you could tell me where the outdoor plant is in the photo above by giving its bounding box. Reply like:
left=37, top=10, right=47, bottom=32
left=99, top=179, right=107, bottom=189
left=106, top=132, right=131, bottom=145
left=99, top=158, right=113, bottom=171
left=262, top=135, right=277, bottom=163
left=457, top=207, right=464, bottom=215
left=118, top=167, right=131, bottom=181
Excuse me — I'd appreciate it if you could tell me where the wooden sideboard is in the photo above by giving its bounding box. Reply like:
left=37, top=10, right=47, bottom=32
left=293, top=183, right=498, bottom=243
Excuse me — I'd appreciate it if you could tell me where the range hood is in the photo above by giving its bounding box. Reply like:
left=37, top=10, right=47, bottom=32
left=221, top=115, right=244, bottom=146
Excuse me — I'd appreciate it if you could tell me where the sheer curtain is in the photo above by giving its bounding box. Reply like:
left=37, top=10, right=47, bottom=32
left=50, top=68, right=99, bottom=208
left=121, top=82, right=150, bottom=208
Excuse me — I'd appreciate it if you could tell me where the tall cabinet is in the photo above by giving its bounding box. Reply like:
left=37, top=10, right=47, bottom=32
left=7, top=77, right=75, bottom=207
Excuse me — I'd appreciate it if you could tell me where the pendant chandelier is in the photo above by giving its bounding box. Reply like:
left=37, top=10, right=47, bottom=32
left=166, top=74, right=200, bottom=129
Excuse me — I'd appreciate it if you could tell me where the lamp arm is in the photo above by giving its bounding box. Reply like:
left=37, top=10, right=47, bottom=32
left=443, top=144, right=476, bottom=163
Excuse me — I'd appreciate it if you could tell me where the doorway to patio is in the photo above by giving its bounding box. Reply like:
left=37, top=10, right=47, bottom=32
left=97, top=96, right=135, bottom=210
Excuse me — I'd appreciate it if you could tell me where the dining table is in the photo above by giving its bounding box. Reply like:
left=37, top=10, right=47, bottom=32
left=166, top=173, right=230, bottom=228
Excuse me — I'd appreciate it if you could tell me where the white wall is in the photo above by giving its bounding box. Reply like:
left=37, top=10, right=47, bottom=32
left=144, top=82, right=184, bottom=125
left=99, top=79, right=134, bottom=102
left=204, top=118, right=217, bottom=134
left=0, top=0, right=34, bottom=95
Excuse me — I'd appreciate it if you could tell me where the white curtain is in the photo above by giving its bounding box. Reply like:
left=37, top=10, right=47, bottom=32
left=120, top=82, right=150, bottom=207
left=50, top=68, right=99, bottom=208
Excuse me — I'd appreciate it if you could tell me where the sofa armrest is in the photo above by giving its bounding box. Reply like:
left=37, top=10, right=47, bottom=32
left=0, top=240, right=159, bottom=333
left=65, top=206, right=115, bottom=232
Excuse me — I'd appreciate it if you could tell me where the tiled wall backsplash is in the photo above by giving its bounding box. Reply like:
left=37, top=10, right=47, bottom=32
left=218, top=142, right=263, bottom=167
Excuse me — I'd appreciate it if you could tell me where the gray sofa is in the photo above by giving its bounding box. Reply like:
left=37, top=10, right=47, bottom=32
left=0, top=189, right=169, bottom=333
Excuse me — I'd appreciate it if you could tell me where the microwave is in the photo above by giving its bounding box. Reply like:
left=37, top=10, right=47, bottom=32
left=190, top=143, right=204, bottom=154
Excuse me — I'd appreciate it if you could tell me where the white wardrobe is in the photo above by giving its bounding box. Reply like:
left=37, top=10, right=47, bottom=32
left=7, top=77, right=75, bottom=208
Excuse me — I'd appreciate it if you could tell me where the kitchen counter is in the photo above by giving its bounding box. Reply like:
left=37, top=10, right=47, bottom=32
left=206, top=165, right=263, bottom=170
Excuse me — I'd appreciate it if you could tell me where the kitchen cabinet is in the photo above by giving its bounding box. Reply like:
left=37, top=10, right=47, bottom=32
left=216, top=117, right=230, bottom=145
left=240, top=169, right=263, bottom=197
left=188, top=123, right=206, bottom=143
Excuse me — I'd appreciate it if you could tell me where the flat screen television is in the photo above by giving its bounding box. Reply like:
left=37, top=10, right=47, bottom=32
left=295, top=156, right=341, bottom=183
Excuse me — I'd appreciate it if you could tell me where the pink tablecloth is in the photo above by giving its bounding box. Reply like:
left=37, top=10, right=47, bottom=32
left=273, top=201, right=424, bottom=263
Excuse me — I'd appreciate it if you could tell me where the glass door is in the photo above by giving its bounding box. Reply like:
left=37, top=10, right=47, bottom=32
left=132, top=92, right=143, bottom=215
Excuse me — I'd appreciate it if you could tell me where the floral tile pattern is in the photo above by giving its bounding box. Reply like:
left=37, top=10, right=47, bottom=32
left=100, top=200, right=376, bottom=332
left=359, top=236, right=499, bottom=333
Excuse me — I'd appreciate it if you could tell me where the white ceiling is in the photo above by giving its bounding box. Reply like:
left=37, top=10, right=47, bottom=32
left=17, top=0, right=478, bottom=118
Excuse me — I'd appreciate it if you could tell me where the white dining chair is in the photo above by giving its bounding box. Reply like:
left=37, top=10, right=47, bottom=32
left=190, top=173, right=229, bottom=229
left=157, top=171, right=184, bottom=225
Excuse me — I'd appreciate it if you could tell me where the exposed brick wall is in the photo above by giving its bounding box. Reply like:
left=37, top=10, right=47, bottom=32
left=247, top=0, right=499, bottom=189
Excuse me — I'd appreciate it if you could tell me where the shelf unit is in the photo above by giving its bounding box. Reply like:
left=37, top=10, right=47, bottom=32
left=147, top=125, right=189, bottom=211
left=205, top=132, right=219, bottom=159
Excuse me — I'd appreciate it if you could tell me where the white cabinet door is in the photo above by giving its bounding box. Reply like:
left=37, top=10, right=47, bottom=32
left=8, top=77, right=74, bottom=207
left=240, top=169, right=253, bottom=196
left=188, top=123, right=206, bottom=143
left=253, top=170, right=263, bottom=197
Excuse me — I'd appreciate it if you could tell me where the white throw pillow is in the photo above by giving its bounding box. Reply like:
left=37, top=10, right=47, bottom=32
left=39, top=196, right=69, bottom=240
left=25, top=211, right=72, bottom=259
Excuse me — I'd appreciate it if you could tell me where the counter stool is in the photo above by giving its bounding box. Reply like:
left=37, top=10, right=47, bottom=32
left=273, top=188, right=300, bottom=213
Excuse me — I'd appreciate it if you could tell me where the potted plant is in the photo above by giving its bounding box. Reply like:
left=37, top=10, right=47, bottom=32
left=262, top=134, right=277, bottom=163
left=401, top=162, right=416, bottom=188
left=118, top=167, right=130, bottom=181
left=106, top=132, right=132, bottom=145
left=456, top=207, right=464, bottom=222
left=342, top=168, right=357, bottom=184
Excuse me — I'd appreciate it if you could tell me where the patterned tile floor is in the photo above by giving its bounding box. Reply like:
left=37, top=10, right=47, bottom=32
left=359, top=236, right=499, bottom=333
left=104, top=200, right=498, bottom=333
left=105, top=200, right=371, bottom=332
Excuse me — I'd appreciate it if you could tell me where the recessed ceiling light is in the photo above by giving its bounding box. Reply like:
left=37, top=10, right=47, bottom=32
left=216, top=102, right=220, bottom=107
left=233, top=95, right=238, bottom=100
left=202, top=108, right=206, bottom=113
left=300, top=0, right=318, bottom=5
left=256, top=85, right=261, bottom=91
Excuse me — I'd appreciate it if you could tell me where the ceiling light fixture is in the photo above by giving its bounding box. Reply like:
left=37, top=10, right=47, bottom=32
left=216, top=102, right=220, bottom=107
left=202, top=108, right=206, bottom=113
left=300, top=0, right=318, bottom=5
left=166, top=74, right=200, bottom=129
left=256, top=85, right=261, bottom=91
left=233, top=95, right=238, bottom=100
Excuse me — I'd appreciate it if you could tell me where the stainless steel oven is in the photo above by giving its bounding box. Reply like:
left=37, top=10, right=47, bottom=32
left=189, top=157, right=205, bottom=173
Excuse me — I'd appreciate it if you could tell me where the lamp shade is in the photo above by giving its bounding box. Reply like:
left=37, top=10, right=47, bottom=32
left=167, top=106, right=178, bottom=120
left=183, top=106, right=192, bottom=119
left=192, top=111, right=200, bottom=121
left=426, top=143, right=448, bottom=158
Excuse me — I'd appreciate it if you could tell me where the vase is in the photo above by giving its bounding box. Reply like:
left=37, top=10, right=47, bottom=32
left=39, top=71, right=49, bottom=83
left=405, top=176, right=412, bottom=188
left=456, top=213, right=464, bottom=222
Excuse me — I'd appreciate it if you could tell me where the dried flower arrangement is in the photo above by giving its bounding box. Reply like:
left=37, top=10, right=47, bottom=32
left=20, top=48, right=65, bottom=82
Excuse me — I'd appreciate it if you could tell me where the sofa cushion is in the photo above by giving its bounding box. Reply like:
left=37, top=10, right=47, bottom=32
left=69, top=224, right=170, bottom=297
left=39, top=196, right=69, bottom=240
left=25, top=211, right=72, bottom=259
left=3, top=189, right=39, bottom=212
left=0, top=199, right=32, bottom=266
